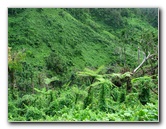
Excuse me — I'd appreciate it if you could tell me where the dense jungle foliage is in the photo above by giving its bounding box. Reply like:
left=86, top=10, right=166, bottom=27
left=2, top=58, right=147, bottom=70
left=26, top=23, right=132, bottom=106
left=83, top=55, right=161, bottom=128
left=8, top=8, right=158, bottom=122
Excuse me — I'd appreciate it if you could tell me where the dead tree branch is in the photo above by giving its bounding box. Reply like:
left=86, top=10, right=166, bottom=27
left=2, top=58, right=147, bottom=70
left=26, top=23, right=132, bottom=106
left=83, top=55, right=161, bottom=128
left=133, top=52, right=151, bottom=73
left=150, top=88, right=158, bottom=95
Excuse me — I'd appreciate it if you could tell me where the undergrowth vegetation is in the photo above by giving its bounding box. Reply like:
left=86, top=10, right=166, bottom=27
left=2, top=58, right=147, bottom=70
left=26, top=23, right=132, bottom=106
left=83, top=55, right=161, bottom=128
left=8, top=8, right=158, bottom=122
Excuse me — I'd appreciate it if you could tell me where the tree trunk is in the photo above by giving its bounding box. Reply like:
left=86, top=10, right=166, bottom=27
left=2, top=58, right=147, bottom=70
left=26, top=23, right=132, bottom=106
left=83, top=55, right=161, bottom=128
left=133, top=52, right=150, bottom=73
left=138, top=46, right=140, bottom=64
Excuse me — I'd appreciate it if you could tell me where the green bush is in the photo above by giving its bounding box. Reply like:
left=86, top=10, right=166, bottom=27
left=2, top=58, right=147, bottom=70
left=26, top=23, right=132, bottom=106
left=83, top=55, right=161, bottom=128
left=25, top=106, right=46, bottom=121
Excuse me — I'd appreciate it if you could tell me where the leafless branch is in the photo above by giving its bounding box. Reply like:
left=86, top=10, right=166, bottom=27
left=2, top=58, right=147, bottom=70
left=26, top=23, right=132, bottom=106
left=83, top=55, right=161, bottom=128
left=150, top=88, right=158, bottom=95
left=133, top=51, right=151, bottom=73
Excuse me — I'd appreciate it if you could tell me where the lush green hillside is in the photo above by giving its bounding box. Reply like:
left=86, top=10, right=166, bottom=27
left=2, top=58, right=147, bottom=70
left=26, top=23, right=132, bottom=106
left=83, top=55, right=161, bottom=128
left=8, top=8, right=158, bottom=122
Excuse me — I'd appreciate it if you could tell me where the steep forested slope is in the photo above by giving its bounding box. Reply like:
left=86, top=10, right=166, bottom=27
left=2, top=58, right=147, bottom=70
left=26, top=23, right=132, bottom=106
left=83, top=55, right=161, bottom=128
left=8, top=8, right=158, bottom=121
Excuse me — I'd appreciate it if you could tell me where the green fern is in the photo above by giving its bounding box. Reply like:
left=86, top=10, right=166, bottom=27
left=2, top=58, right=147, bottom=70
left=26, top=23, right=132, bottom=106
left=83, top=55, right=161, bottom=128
left=44, top=76, right=59, bottom=85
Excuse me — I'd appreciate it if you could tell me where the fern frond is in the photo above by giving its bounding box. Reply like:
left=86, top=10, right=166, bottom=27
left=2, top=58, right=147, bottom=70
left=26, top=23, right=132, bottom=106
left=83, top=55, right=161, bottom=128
left=90, top=81, right=102, bottom=87
left=34, top=88, right=51, bottom=95
left=44, top=76, right=59, bottom=85
left=111, top=73, right=121, bottom=78
left=121, top=72, right=132, bottom=79
left=94, top=65, right=105, bottom=74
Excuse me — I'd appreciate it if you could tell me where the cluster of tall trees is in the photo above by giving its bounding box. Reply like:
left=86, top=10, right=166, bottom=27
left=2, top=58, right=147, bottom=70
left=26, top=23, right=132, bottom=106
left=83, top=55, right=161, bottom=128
left=65, top=8, right=158, bottom=28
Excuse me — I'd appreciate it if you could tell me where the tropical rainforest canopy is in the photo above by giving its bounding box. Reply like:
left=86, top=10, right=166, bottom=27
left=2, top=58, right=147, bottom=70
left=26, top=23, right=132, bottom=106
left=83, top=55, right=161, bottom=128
left=8, top=8, right=158, bottom=122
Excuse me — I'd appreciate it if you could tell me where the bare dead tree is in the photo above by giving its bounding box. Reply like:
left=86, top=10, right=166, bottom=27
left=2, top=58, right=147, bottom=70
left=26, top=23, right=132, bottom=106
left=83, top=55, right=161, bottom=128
left=138, top=46, right=140, bottom=64
left=133, top=51, right=156, bottom=74
left=133, top=51, right=150, bottom=73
